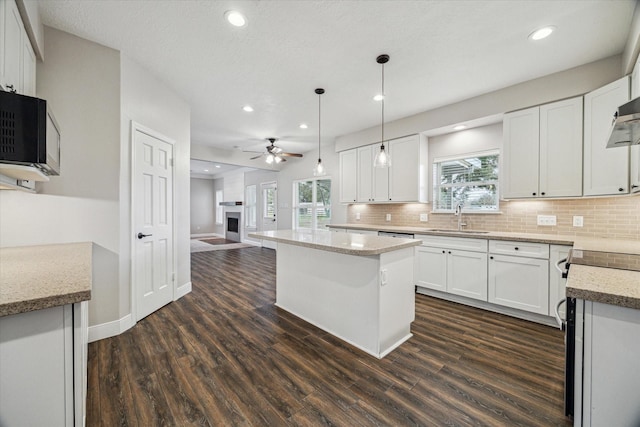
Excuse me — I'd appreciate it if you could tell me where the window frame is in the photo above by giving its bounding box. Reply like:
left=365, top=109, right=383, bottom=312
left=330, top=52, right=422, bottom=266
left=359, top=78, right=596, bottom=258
left=432, top=149, right=500, bottom=213
left=292, top=177, right=332, bottom=230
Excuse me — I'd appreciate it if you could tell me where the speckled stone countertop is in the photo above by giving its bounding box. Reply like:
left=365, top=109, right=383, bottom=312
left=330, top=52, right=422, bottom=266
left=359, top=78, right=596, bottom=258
left=566, top=237, right=640, bottom=310
left=249, top=230, right=421, bottom=256
left=0, top=242, right=93, bottom=317
left=326, top=223, right=575, bottom=245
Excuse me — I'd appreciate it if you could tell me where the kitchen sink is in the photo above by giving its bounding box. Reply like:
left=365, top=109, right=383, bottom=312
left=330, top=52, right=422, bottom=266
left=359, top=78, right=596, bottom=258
left=427, top=229, right=489, bottom=234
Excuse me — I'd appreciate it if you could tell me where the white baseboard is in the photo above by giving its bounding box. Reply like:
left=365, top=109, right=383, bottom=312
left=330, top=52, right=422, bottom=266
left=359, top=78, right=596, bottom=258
left=88, top=313, right=135, bottom=343
left=176, top=281, right=192, bottom=299
left=190, top=233, right=223, bottom=238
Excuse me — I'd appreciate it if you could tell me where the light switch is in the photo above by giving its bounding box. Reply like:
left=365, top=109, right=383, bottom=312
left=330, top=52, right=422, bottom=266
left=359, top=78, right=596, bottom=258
left=386, top=214, right=391, bottom=221
left=573, top=216, right=584, bottom=227
left=420, top=213, right=428, bottom=222
left=356, top=212, right=361, bottom=220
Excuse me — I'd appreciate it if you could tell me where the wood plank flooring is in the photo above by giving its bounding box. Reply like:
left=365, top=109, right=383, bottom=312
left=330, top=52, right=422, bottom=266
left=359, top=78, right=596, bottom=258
left=87, top=247, right=571, bottom=426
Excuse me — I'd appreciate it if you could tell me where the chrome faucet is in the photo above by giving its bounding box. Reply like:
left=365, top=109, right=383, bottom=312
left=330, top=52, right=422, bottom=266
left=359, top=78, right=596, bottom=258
left=454, top=202, right=467, bottom=231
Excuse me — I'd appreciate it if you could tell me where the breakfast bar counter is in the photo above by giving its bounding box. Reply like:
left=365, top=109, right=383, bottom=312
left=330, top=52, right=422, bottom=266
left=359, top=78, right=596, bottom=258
left=250, top=230, right=421, bottom=358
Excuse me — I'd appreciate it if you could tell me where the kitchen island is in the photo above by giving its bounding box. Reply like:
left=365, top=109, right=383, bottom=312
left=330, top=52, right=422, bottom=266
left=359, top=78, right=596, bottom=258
left=0, top=242, right=92, bottom=427
left=249, top=229, right=421, bottom=358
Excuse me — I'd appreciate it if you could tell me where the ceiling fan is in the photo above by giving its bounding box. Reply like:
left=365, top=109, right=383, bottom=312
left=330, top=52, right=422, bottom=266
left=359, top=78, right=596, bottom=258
left=249, top=138, right=303, bottom=164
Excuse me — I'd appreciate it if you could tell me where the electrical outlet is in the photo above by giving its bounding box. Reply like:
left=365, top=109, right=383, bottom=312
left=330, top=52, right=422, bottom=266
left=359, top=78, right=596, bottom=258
left=386, top=213, right=391, bottom=222
left=420, top=213, right=428, bottom=222
left=573, top=215, right=584, bottom=227
left=537, top=215, right=557, bottom=226
left=356, top=212, right=361, bottom=220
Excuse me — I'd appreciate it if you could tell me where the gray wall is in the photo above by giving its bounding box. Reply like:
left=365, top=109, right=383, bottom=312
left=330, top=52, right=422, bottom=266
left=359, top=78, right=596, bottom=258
left=190, top=178, right=216, bottom=234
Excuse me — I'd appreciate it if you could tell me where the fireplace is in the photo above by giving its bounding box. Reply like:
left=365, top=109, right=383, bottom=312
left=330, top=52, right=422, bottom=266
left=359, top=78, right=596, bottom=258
left=225, top=212, right=241, bottom=242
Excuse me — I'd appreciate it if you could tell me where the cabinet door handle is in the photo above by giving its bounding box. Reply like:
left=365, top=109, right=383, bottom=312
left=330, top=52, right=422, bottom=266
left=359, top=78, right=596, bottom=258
left=632, top=185, right=639, bottom=189
left=619, top=187, right=625, bottom=192
left=490, top=256, right=494, bottom=260
left=532, top=192, right=537, bottom=196
left=541, top=192, right=546, bottom=196
left=442, top=250, right=445, bottom=254
left=514, top=247, right=519, bottom=251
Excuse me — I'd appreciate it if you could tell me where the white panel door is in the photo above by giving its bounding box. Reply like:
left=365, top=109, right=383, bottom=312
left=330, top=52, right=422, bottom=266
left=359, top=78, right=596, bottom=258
left=133, top=125, right=174, bottom=321
left=447, top=249, right=488, bottom=301
left=584, top=76, right=630, bottom=196
left=357, top=145, right=373, bottom=202
left=539, top=97, right=583, bottom=197
left=261, top=181, right=277, bottom=249
left=339, top=149, right=357, bottom=203
left=502, top=106, right=540, bottom=198
left=2, top=0, right=22, bottom=92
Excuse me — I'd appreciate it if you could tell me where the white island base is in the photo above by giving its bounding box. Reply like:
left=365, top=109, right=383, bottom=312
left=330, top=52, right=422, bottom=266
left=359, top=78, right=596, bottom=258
left=275, top=242, right=415, bottom=359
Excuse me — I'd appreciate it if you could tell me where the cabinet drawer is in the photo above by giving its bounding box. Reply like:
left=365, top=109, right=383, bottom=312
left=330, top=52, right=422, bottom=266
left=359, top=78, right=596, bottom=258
left=417, top=235, right=487, bottom=252
left=489, top=240, right=549, bottom=259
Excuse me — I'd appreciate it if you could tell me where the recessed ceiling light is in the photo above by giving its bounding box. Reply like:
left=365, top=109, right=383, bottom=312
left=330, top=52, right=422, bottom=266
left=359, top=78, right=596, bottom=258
left=215, top=165, right=221, bottom=168
left=299, top=123, right=308, bottom=129
left=373, top=94, right=384, bottom=102
left=529, top=26, right=555, bottom=41
left=454, top=125, right=467, bottom=131
left=204, top=169, right=209, bottom=172
left=225, top=10, right=246, bottom=27
left=242, top=105, right=254, bottom=112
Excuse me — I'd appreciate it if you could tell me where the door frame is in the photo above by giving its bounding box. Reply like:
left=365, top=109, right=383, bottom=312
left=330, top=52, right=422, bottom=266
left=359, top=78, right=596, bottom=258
left=260, top=181, right=278, bottom=249
left=129, top=121, right=177, bottom=323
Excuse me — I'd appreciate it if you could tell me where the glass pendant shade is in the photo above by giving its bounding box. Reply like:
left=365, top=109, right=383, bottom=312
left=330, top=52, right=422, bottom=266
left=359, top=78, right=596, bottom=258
left=374, top=54, right=391, bottom=168
left=313, top=88, right=326, bottom=176
left=373, top=144, right=390, bottom=168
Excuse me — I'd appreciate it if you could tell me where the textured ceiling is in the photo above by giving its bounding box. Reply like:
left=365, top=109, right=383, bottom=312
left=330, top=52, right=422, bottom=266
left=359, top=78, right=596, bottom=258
left=38, top=0, right=636, bottom=156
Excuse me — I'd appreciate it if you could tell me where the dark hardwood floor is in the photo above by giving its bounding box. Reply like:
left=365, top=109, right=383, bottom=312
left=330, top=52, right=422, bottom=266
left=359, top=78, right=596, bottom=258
left=87, top=247, right=571, bottom=426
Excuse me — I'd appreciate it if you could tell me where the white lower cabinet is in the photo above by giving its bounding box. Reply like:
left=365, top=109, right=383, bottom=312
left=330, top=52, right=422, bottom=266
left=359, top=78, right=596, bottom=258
left=0, top=302, right=88, bottom=426
left=488, top=240, right=550, bottom=315
left=415, top=236, right=488, bottom=301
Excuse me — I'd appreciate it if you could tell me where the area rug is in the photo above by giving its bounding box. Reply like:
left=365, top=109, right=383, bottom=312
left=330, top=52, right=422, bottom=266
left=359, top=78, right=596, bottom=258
left=190, top=238, right=254, bottom=253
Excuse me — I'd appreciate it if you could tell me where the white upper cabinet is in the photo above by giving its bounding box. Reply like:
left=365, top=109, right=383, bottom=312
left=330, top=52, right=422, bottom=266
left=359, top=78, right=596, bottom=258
left=584, top=76, right=630, bottom=196
left=0, top=0, right=36, bottom=95
left=631, top=57, right=640, bottom=193
left=339, top=149, right=357, bottom=203
left=388, top=134, right=428, bottom=202
left=503, top=106, right=540, bottom=198
left=539, top=97, right=583, bottom=197
left=338, top=134, right=427, bottom=203
left=503, top=97, right=583, bottom=199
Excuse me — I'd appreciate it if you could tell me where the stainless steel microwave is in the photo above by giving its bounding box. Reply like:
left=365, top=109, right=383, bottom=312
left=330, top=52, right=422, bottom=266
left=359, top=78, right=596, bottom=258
left=0, top=91, right=61, bottom=176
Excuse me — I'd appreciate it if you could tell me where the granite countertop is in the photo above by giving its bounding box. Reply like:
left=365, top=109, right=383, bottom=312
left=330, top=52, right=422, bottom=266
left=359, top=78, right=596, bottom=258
left=326, top=223, right=576, bottom=245
left=249, top=229, right=421, bottom=256
left=0, top=242, right=93, bottom=317
left=566, top=237, right=640, bottom=310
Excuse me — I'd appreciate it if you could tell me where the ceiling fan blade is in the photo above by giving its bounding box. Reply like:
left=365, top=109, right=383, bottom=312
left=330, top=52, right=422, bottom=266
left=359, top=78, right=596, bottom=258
left=250, top=154, right=263, bottom=160
left=280, top=152, right=303, bottom=158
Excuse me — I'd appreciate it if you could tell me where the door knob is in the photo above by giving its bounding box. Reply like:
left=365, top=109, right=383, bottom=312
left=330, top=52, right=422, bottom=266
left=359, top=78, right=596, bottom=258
left=137, top=232, right=152, bottom=239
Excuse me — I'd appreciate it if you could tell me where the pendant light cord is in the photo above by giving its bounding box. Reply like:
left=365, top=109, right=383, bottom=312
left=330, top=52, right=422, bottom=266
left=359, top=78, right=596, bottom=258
left=318, top=91, right=321, bottom=161
left=381, top=61, right=385, bottom=149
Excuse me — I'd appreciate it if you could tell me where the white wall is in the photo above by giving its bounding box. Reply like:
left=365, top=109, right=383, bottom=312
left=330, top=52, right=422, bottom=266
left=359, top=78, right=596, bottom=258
left=120, top=55, right=191, bottom=319
left=190, top=178, right=216, bottom=235
left=275, top=140, right=347, bottom=230
left=0, top=27, right=121, bottom=326
left=427, top=123, right=502, bottom=202
left=335, top=55, right=623, bottom=152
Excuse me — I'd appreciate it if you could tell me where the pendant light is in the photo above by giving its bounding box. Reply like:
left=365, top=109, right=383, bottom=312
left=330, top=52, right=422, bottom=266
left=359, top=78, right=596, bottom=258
left=373, top=54, right=391, bottom=168
left=313, top=88, right=326, bottom=176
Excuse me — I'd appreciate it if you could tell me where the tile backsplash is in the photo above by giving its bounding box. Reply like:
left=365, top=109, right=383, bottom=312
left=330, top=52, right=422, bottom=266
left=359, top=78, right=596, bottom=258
left=346, top=195, right=640, bottom=240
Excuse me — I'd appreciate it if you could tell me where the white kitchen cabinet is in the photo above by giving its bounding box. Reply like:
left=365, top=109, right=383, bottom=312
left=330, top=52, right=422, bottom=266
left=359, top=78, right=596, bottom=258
left=488, top=240, right=550, bottom=315
left=388, top=134, right=428, bottom=202
left=631, top=57, right=640, bottom=194
left=503, top=97, right=583, bottom=199
left=339, top=134, right=427, bottom=204
left=0, top=0, right=36, bottom=95
left=584, top=76, right=630, bottom=196
left=415, top=236, right=488, bottom=301
left=576, top=300, right=640, bottom=426
left=549, top=244, right=570, bottom=320
left=339, top=149, right=357, bottom=203
left=0, top=302, right=88, bottom=427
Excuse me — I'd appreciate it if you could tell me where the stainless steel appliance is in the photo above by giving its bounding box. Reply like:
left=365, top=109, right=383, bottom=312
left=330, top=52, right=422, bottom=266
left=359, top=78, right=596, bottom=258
left=0, top=91, right=61, bottom=175
left=606, top=96, right=640, bottom=148
left=377, top=231, right=415, bottom=239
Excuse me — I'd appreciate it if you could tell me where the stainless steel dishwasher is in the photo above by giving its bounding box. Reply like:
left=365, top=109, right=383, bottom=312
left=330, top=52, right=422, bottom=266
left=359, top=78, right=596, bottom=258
left=377, top=231, right=415, bottom=239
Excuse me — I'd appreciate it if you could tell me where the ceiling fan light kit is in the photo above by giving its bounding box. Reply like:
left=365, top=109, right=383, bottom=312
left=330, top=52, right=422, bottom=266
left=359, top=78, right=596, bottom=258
left=313, top=88, right=326, bottom=177
left=373, top=54, right=391, bottom=169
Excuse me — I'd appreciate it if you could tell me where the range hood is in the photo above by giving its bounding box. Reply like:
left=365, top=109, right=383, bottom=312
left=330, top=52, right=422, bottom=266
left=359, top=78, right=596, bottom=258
left=606, top=97, right=640, bottom=148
